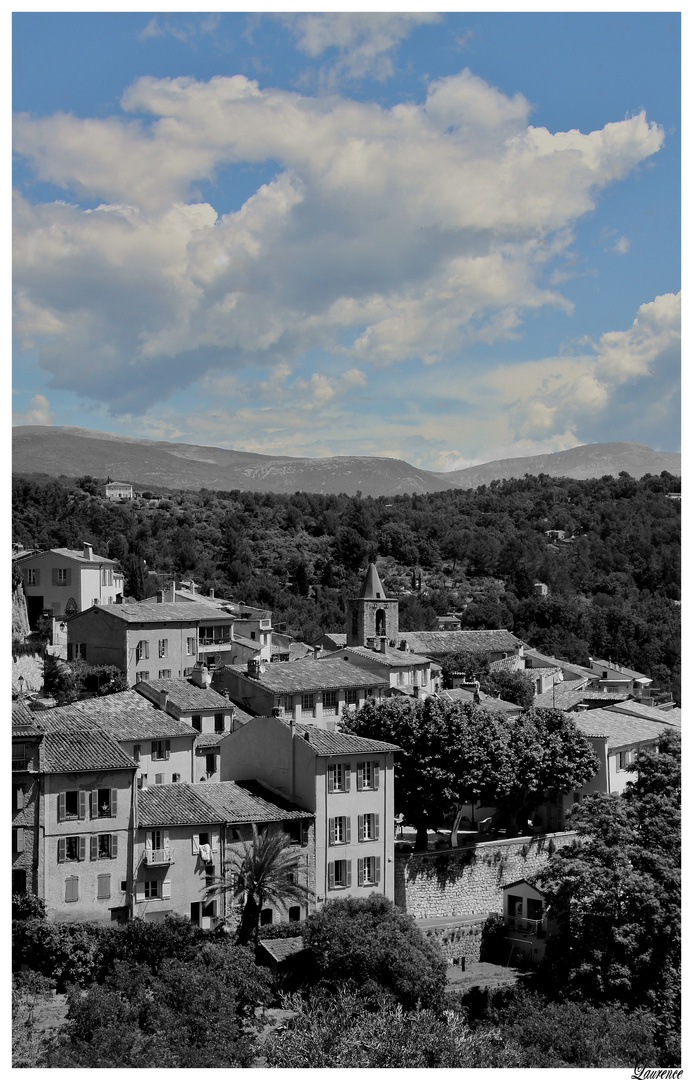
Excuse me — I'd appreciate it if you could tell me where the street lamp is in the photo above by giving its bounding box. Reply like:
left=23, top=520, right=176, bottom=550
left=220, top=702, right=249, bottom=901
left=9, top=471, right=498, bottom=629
left=17, top=675, right=25, bottom=700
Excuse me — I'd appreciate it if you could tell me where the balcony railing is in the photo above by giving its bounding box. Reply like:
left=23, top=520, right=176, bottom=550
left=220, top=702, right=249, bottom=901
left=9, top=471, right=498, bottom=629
left=506, top=916, right=545, bottom=936
left=144, top=847, right=175, bottom=865
left=199, top=636, right=232, bottom=647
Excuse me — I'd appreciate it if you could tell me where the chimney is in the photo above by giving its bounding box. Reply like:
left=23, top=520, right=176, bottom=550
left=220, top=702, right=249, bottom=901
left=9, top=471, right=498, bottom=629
left=116, top=594, right=123, bottom=604
left=247, top=658, right=260, bottom=679
left=156, top=591, right=164, bottom=603
left=190, top=662, right=212, bottom=689
left=190, top=581, right=196, bottom=595
left=303, top=731, right=310, bottom=742
left=83, top=543, right=93, bottom=561
left=380, top=637, right=388, bottom=654
left=209, top=588, right=215, bottom=599
left=159, top=689, right=169, bottom=712
left=313, top=645, right=320, bottom=659
left=171, top=581, right=176, bottom=602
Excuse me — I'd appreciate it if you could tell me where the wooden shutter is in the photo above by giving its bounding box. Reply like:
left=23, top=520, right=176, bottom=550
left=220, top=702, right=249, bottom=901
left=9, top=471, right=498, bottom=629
left=374, top=857, right=381, bottom=886
left=110, top=789, right=117, bottom=817
left=162, top=880, right=172, bottom=900
left=90, top=836, right=98, bottom=861
left=374, top=814, right=380, bottom=841
left=67, top=643, right=73, bottom=661
left=192, top=834, right=200, bottom=854
left=66, top=569, right=72, bottom=585
left=57, top=838, right=66, bottom=863
left=212, top=833, right=219, bottom=853
left=164, top=740, right=170, bottom=760
left=358, top=815, right=364, bottom=842
left=328, top=818, right=335, bottom=845
left=356, top=763, right=364, bottom=791
left=145, top=833, right=153, bottom=858
left=91, top=791, right=99, bottom=819
left=15, top=785, right=24, bottom=812
left=163, top=831, right=170, bottom=856
left=66, top=876, right=79, bottom=902
left=97, top=874, right=111, bottom=899
left=78, top=836, right=86, bottom=861
left=136, top=881, right=146, bottom=899
left=111, top=835, right=118, bottom=859
left=327, top=767, right=334, bottom=794
left=344, top=817, right=351, bottom=843
left=58, top=792, right=66, bottom=822
left=133, top=745, right=141, bottom=763
left=328, top=861, right=335, bottom=889
left=357, top=858, right=364, bottom=886
left=344, top=860, right=352, bottom=888
left=52, top=568, right=59, bottom=586
left=373, top=763, right=380, bottom=790
left=78, top=791, right=87, bottom=820
left=344, top=765, right=351, bottom=792
left=15, top=828, right=24, bottom=854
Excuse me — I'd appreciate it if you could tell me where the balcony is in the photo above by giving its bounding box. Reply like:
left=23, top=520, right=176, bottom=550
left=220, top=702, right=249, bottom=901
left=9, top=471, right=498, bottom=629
left=506, top=916, right=546, bottom=937
left=143, top=847, right=175, bottom=865
left=199, top=636, right=232, bottom=647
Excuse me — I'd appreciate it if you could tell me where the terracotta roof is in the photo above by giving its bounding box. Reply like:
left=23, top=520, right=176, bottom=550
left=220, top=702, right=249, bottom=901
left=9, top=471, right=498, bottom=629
left=15, top=547, right=118, bottom=566
left=224, top=658, right=390, bottom=693
left=321, top=634, right=347, bottom=649
left=437, top=688, right=522, bottom=715
left=340, top=646, right=432, bottom=668
left=532, top=684, right=620, bottom=710
left=523, top=649, right=594, bottom=679
left=41, top=729, right=136, bottom=773
left=40, top=691, right=198, bottom=740
left=195, top=732, right=231, bottom=748
left=259, top=937, right=305, bottom=963
left=12, top=701, right=38, bottom=729
left=230, top=635, right=262, bottom=652
left=488, top=655, right=524, bottom=674
left=590, top=658, right=650, bottom=682
left=605, top=701, right=682, bottom=727
left=573, top=708, right=675, bottom=749
left=137, top=780, right=311, bottom=827
left=397, top=630, right=523, bottom=657
left=291, top=723, right=400, bottom=756
left=77, top=600, right=235, bottom=625
left=136, top=679, right=232, bottom=712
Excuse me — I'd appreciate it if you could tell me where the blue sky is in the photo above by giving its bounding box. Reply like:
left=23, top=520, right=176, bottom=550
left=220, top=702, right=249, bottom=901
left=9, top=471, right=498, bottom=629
left=12, top=11, right=680, bottom=469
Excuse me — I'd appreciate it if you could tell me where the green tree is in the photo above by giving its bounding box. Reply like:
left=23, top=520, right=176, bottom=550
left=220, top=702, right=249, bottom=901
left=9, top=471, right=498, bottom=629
left=207, top=826, right=312, bottom=946
left=482, top=669, right=535, bottom=709
left=299, top=895, right=447, bottom=1010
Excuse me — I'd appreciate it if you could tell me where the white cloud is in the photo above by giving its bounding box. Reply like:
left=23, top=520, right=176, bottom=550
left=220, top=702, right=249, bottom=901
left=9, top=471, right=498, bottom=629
left=13, top=72, right=665, bottom=415
left=611, top=235, right=630, bottom=254
left=13, top=393, right=53, bottom=426
left=284, top=13, right=441, bottom=83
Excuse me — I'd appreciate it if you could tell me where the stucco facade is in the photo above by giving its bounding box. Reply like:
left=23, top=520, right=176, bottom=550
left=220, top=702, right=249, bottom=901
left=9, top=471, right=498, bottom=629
left=17, top=545, right=123, bottom=627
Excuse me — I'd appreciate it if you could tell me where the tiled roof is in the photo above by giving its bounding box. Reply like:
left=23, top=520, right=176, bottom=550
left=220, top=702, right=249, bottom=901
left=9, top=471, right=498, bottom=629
left=488, top=655, right=524, bottom=674
left=573, top=708, right=675, bottom=749
left=397, top=630, right=523, bottom=656
left=532, top=684, right=620, bottom=710
left=291, top=722, right=400, bottom=756
left=230, top=635, right=262, bottom=652
left=523, top=648, right=594, bottom=679
left=136, top=679, right=232, bottom=712
left=87, top=600, right=235, bottom=625
left=194, top=732, right=231, bottom=748
left=340, top=647, right=432, bottom=668
left=41, top=729, right=136, bottom=773
left=39, top=691, right=198, bottom=740
left=137, top=780, right=311, bottom=827
left=590, top=658, right=650, bottom=681
left=437, top=688, right=522, bottom=715
left=12, top=701, right=38, bottom=729
left=606, top=701, right=682, bottom=727
left=15, top=547, right=118, bottom=566
left=229, top=658, right=390, bottom=693
left=259, top=937, right=305, bottom=963
left=525, top=666, right=561, bottom=679
left=321, top=633, right=347, bottom=649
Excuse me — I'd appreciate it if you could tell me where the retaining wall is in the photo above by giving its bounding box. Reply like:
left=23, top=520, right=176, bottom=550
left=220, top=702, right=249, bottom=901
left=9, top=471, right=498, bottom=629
left=396, top=831, right=577, bottom=919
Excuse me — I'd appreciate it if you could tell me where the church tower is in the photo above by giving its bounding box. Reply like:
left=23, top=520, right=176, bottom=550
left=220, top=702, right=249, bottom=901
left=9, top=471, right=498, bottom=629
left=346, top=563, right=399, bottom=648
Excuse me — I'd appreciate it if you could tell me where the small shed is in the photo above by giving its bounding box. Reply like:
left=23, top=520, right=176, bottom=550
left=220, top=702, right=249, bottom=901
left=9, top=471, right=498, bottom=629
left=501, top=879, right=549, bottom=965
left=257, top=935, right=306, bottom=983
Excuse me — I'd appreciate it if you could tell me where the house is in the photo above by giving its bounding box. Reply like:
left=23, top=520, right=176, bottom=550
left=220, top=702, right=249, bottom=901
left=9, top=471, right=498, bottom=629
left=212, top=657, right=390, bottom=725
left=157, top=585, right=274, bottom=661
left=13, top=714, right=137, bottom=923
left=523, top=648, right=594, bottom=684
left=134, top=781, right=313, bottom=928
left=435, top=614, right=462, bottom=631
left=104, top=482, right=134, bottom=501
left=222, top=714, right=400, bottom=905
left=328, top=641, right=441, bottom=696
left=587, top=658, right=652, bottom=695
left=605, top=700, right=682, bottom=725
left=397, top=629, right=524, bottom=664
left=15, top=543, right=124, bottom=629
left=533, top=582, right=549, bottom=597
left=437, top=687, right=523, bottom=717
left=66, top=597, right=236, bottom=684
left=502, top=879, right=550, bottom=965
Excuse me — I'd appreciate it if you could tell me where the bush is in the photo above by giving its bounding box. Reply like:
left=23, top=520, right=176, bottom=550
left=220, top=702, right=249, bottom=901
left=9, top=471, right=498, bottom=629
left=12, top=892, right=47, bottom=921
left=479, top=912, right=508, bottom=964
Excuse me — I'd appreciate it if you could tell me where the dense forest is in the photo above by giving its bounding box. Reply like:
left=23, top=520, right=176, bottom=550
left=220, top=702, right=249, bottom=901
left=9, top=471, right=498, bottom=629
left=12, top=470, right=681, bottom=699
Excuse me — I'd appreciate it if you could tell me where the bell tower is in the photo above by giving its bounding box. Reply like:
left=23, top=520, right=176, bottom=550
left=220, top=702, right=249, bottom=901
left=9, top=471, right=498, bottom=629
left=346, top=563, right=399, bottom=648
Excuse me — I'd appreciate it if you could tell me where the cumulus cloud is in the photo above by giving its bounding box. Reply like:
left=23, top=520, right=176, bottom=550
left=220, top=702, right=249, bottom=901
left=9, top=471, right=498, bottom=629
left=284, top=13, right=441, bottom=83
left=13, top=393, right=53, bottom=426
left=136, top=14, right=221, bottom=44
left=13, top=71, right=665, bottom=415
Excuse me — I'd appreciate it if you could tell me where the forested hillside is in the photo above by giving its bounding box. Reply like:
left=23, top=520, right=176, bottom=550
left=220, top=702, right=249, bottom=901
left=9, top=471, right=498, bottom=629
left=12, top=471, right=681, bottom=699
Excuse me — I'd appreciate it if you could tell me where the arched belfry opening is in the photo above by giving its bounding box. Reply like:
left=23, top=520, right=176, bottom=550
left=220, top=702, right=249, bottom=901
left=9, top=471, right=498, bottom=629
left=346, top=563, right=399, bottom=648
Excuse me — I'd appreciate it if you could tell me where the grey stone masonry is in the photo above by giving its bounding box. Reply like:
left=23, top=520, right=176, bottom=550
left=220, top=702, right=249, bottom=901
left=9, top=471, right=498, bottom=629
left=395, top=831, right=577, bottom=919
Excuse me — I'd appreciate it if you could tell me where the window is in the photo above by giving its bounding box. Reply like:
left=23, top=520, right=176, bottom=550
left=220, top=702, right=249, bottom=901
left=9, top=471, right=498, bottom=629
left=59, top=790, right=86, bottom=821
left=155, top=774, right=164, bottom=785
left=329, top=816, right=351, bottom=845
left=345, top=689, right=358, bottom=707
left=97, top=874, right=111, bottom=899
left=259, top=908, right=273, bottom=925
left=328, top=763, right=350, bottom=793
left=151, top=740, right=170, bottom=761
left=328, top=859, right=351, bottom=889
left=250, top=631, right=256, bottom=640
left=13, top=869, right=27, bottom=894
left=158, top=639, right=168, bottom=658
left=133, top=744, right=141, bottom=763
left=286, top=820, right=306, bottom=846
left=136, top=671, right=150, bottom=683
left=58, top=836, right=85, bottom=863
left=192, top=715, right=202, bottom=732
left=120, top=880, right=127, bottom=892
left=159, top=669, right=171, bottom=679
left=526, top=897, right=543, bottom=923
left=617, top=749, right=635, bottom=772
left=202, top=899, right=216, bottom=920
left=13, top=827, right=24, bottom=854
left=186, top=637, right=196, bottom=656
left=26, top=568, right=39, bottom=586
left=214, top=713, right=224, bottom=733
left=359, top=813, right=379, bottom=842
left=358, top=856, right=381, bottom=887
left=324, top=690, right=337, bottom=713
left=172, top=773, right=180, bottom=783
left=289, top=905, right=301, bottom=922
left=144, top=880, right=160, bottom=899
left=92, top=788, right=117, bottom=818
left=90, top=834, right=118, bottom=860
left=184, top=667, right=194, bottom=677
left=136, top=640, right=150, bottom=662
left=357, top=761, right=379, bottom=791
left=73, top=643, right=86, bottom=660
left=101, top=568, right=108, bottom=586
left=56, top=568, right=69, bottom=586
left=301, top=693, right=315, bottom=714
left=421, top=669, right=428, bottom=685
left=351, top=611, right=358, bottom=638
left=13, top=784, right=24, bottom=812
left=65, top=876, right=79, bottom=902
left=206, top=753, right=217, bottom=775
left=12, top=744, right=31, bottom=771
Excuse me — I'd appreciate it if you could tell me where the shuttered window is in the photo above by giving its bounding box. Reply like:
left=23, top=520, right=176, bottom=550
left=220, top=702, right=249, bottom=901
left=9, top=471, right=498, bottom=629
left=358, top=856, right=381, bottom=887
left=65, top=876, right=79, bottom=902
left=358, top=813, right=379, bottom=842
left=97, top=874, right=111, bottom=899
left=13, top=828, right=24, bottom=854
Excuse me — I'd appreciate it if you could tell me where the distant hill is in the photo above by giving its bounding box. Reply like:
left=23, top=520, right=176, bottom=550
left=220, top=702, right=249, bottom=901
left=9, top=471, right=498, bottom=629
left=12, top=427, right=680, bottom=497
left=435, top=442, right=681, bottom=489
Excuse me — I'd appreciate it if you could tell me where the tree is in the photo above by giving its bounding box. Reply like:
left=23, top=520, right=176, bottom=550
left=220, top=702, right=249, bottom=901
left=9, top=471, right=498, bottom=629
left=42, top=652, right=78, bottom=704
left=207, top=826, right=312, bottom=946
left=482, top=669, right=535, bottom=710
left=534, top=730, right=680, bottom=1060
left=299, top=895, right=447, bottom=1010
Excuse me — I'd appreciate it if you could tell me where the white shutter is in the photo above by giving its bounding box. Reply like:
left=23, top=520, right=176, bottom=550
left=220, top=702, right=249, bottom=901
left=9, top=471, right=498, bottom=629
left=373, top=763, right=380, bottom=790
left=163, top=830, right=170, bottom=855
left=162, top=880, right=172, bottom=900
left=192, top=834, right=200, bottom=854
left=344, top=764, right=351, bottom=792
left=212, top=833, right=219, bottom=853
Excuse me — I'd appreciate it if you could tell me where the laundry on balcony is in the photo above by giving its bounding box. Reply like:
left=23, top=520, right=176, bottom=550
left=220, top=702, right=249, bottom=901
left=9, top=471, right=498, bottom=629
left=199, top=843, right=213, bottom=863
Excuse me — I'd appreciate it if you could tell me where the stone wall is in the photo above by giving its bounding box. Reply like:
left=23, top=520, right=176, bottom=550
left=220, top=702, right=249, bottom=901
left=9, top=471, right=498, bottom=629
left=420, top=919, right=486, bottom=964
left=396, top=831, right=577, bottom=919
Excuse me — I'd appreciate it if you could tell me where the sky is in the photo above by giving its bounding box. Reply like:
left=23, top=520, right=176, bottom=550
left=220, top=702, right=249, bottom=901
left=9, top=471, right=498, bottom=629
left=12, top=10, right=681, bottom=471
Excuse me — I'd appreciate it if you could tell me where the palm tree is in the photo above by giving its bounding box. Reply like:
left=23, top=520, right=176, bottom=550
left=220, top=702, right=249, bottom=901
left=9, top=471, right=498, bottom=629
left=207, top=825, right=313, bottom=946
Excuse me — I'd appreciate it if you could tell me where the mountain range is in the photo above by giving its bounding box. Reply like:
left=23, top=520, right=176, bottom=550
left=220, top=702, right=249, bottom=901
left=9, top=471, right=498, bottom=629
left=12, top=426, right=681, bottom=498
